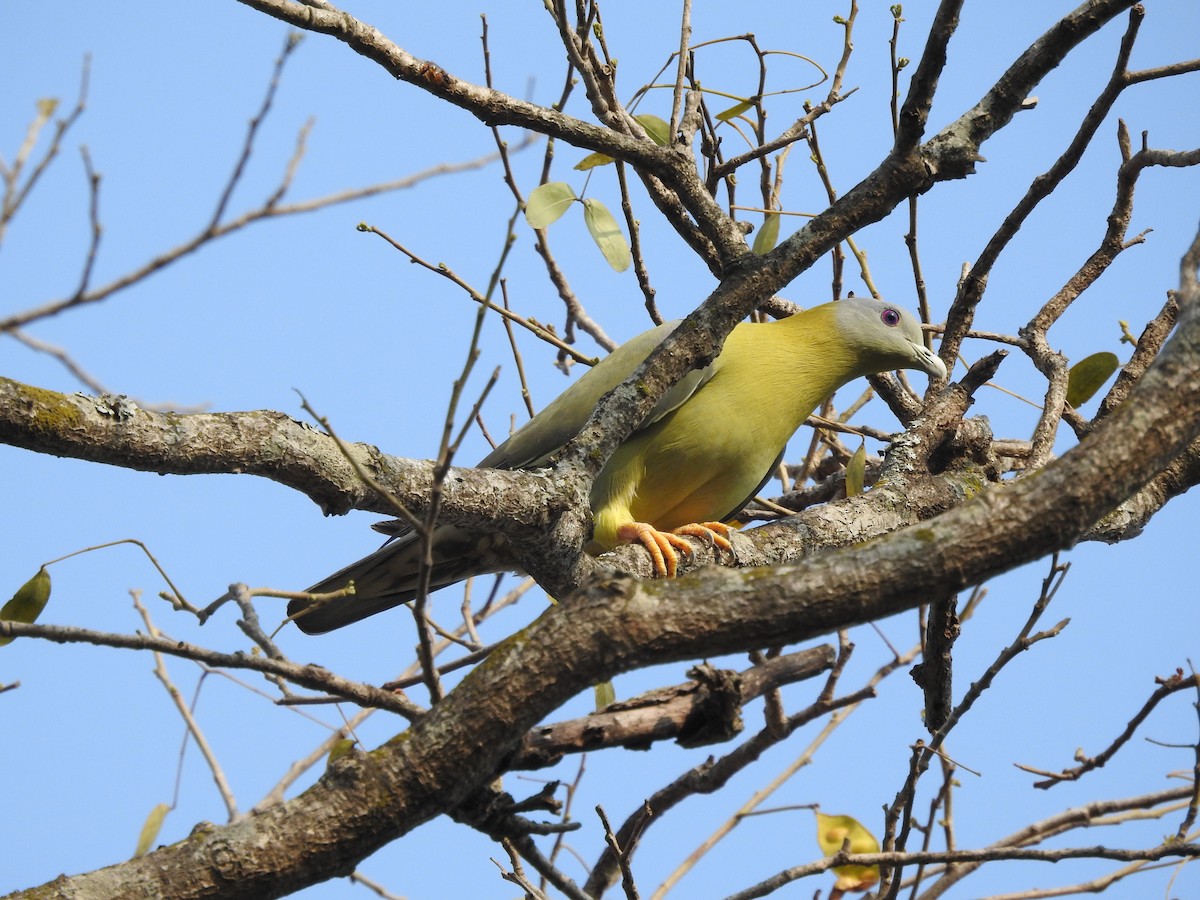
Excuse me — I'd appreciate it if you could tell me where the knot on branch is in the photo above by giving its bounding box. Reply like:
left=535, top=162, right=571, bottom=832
left=920, top=135, right=988, bottom=185
left=675, top=662, right=744, bottom=748
left=928, top=415, right=999, bottom=479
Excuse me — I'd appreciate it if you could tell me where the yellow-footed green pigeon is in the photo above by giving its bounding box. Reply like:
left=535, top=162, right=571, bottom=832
left=290, top=298, right=946, bottom=633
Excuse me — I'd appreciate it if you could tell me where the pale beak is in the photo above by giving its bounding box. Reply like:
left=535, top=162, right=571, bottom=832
left=912, top=341, right=948, bottom=380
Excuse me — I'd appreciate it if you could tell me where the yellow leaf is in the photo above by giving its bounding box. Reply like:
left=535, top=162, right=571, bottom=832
left=751, top=212, right=781, bottom=255
left=845, top=443, right=866, bottom=497
left=716, top=99, right=754, bottom=122
left=816, top=812, right=880, bottom=893
left=0, top=567, right=52, bottom=647
left=1066, top=351, right=1119, bottom=407
left=133, top=803, right=171, bottom=858
left=593, top=680, right=616, bottom=710
left=575, top=151, right=614, bottom=170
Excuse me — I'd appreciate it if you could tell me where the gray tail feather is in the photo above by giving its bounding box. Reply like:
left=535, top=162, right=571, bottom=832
left=288, top=526, right=511, bottom=634
left=288, top=533, right=424, bottom=634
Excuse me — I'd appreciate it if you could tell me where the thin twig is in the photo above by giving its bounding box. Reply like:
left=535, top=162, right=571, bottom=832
left=1017, top=671, right=1200, bottom=789
left=360, top=225, right=598, bottom=364
left=0, top=619, right=424, bottom=718
left=132, top=592, right=239, bottom=821
left=2, top=142, right=527, bottom=333
left=0, top=57, right=90, bottom=244
left=881, top=555, right=1070, bottom=898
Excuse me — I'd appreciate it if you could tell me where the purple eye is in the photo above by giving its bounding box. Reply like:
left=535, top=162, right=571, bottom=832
left=880, top=307, right=901, bottom=327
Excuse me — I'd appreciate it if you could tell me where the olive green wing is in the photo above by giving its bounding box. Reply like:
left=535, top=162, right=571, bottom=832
left=481, top=321, right=715, bottom=470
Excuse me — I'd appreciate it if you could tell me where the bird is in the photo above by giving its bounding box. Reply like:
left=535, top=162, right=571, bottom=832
left=289, top=297, right=946, bottom=633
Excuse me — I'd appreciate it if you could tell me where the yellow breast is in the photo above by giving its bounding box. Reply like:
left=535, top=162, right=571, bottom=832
left=589, top=306, right=855, bottom=550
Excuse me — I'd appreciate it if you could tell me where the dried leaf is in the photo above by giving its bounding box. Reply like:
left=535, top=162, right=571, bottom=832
left=133, top=803, right=171, bottom=858
left=816, top=812, right=880, bottom=892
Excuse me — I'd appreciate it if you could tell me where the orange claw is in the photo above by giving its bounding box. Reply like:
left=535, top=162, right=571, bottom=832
left=672, top=522, right=734, bottom=554
left=615, top=521, right=736, bottom=578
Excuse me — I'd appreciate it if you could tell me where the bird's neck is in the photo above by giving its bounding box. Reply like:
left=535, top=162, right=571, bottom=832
left=733, top=307, right=861, bottom=425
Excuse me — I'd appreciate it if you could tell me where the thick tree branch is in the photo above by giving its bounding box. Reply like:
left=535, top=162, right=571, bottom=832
left=0, top=376, right=563, bottom=527
left=510, top=648, right=836, bottom=770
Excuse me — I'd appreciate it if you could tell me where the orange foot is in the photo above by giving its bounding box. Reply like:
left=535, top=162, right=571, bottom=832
left=615, top=521, right=735, bottom=578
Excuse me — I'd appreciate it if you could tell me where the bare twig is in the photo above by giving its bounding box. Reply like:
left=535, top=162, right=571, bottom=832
left=913, top=787, right=1197, bottom=897
left=2, top=139, right=524, bottom=333
left=1018, top=670, right=1200, bottom=789
left=132, top=592, right=239, bottom=821
left=414, top=305, right=499, bottom=703
left=724, top=838, right=1200, bottom=900
left=942, top=6, right=1146, bottom=362
left=493, top=838, right=552, bottom=899
left=598, top=805, right=641, bottom=900
left=209, top=33, right=302, bottom=230
left=0, top=57, right=90, bottom=245
left=882, top=556, right=1070, bottom=897
left=0, top=619, right=424, bottom=718
left=360, top=225, right=598, bottom=364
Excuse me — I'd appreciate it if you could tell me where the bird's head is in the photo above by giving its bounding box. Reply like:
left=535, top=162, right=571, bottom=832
left=834, top=297, right=947, bottom=381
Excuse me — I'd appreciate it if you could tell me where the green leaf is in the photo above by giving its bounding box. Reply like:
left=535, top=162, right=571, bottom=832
left=574, top=151, right=614, bottom=171
left=582, top=198, right=631, bottom=271
left=752, top=212, right=781, bottom=255
left=133, top=803, right=170, bottom=858
left=0, top=567, right=51, bottom=647
left=525, top=182, right=577, bottom=228
left=593, top=680, right=616, bottom=711
left=635, top=114, right=670, bottom=146
left=845, top=443, right=866, bottom=497
left=716, top=100, right=754, bottom=122
left=1066, top=351, right=1120, bottom=407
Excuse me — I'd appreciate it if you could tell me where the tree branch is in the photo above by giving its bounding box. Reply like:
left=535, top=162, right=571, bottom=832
left=0, top=376, right=563, bottom=527
left=510, top=648, right=836, bottom=770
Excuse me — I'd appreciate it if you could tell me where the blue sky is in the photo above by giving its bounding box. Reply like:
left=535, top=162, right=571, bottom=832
left=2, top=2, right=1198, bottom=898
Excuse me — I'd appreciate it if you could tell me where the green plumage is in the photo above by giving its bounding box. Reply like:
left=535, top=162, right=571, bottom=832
left=291, top=298, right=945, bottom=633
